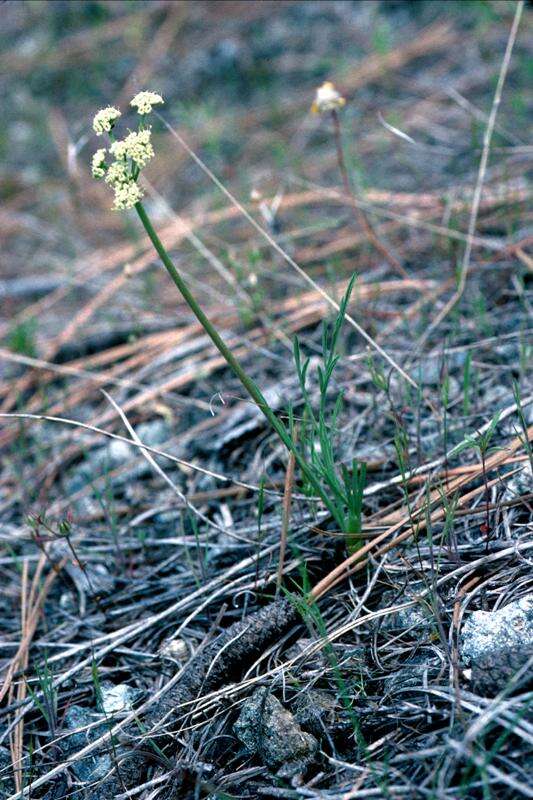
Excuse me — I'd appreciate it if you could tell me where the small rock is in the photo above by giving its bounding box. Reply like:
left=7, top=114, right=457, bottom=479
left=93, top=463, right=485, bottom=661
left=65, top=421, right=169, bottom=495
left=461, top=595, right=533, bottom=695
left=284, top=637, right=328, bottom=675
left=203, top=385, right=283, bottom=454
left=159, top=637, right=190, bottom=661
left=42, top=777, right=70, bottom=800
left=104, top=438, right=132, bottom=467
left=49, top=541, right=115, bottom=602
left=98, top=681, right=141, bottom=714
left=414, top=352, right=466, bottom=386
left=378, top=588, right=434, bottom=631
left=234, top=689, right=318, bottom=782
left=353, top=442, right=395, bottom=469
left=381, top=603, right=431, bottom=631
left=62, top=705, right=111, bottom=782
left=481, top=385, right=514, bottom=413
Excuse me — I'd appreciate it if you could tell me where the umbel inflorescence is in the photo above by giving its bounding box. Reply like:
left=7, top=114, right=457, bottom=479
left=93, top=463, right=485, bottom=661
left=91, top=91, right=164, bottom=210
left=311, top=81, right=345, bottom=114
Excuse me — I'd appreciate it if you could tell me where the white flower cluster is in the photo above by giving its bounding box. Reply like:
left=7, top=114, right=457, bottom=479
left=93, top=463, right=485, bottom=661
left=105, top=137, right=147, bottom=209
left=106, top=130, right=154, bottom=209
left=112, top=181, right=144, bottom=211
left=104, top=160, right=129, bottom=186
left=130, top=91, right=164, bottom=115
left=311, top=82, right=346, bottom=114
left=110, top=129, right=154, bottom=169
left=91, top=146, right=143, bottom=210
left=91, top=91, right=163, bottom=211
left=91, top=148, right=107, bottom=179
left=92, top=106, right=121, bottom=135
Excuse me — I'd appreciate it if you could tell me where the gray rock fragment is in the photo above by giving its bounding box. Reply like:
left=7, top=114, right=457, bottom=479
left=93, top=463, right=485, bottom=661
left=62, top=705, right=111, bottom=782
left=378, top=588, right=434, bottom=631
left=284, top=637, right=328, bottom=675
left=234, top=689, right=318, bottom=782
left=65, top=419, right=171, bottom=499
left=381, top=603, right=431, bottom=631
left=204, top=385, right=283, bottom=453
left=49, top=541, right=115, bottom=610
left=98, top=681, right=141, bottom=715
left=461, top=595, right=533, bottom=694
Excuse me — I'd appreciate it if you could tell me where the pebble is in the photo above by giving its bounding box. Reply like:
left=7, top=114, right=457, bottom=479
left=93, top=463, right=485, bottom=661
left=461, top=595, right=533, bottom=694
left=234, top=689, right=318, bottom=782
left=98, top=681, right=141, bottom=714
left=62, top=705, right=111, bottom=782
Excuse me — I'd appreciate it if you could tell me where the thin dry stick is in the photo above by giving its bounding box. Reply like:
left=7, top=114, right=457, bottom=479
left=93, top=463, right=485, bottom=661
left=331, top=108, right=409, bottom=279
left=7, top=554, right=58, bottom=791
left=451, top=574, right=481, bottom=728
left=0, top=559, right=64, bottom=705
left=418, top=0, right=524, bottom=347
left=155, top=110, right=418, bottom=390
left=9, top=560, right=28, bottom=795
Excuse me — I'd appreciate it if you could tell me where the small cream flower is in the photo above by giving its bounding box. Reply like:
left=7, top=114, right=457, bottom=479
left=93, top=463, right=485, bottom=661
left=125, top=128, right=154, bottom=167
left=91, top=148, right=107, bottom=179
left=105, top=160, right=130, bottom=186
left=110, top=129, right=154, bottom=169
left=92, top=106, right=121, bottom=135
left=311, top=82, right=346, bottom=114
left=112, top=180, right=143, bottom=211
left=130, top=91, right=164, bottom=115
left=109, top=139, right=127, bottom=161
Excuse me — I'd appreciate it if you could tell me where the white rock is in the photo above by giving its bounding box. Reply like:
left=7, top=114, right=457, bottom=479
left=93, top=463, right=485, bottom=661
left=462, top=595, right=533, bottom=664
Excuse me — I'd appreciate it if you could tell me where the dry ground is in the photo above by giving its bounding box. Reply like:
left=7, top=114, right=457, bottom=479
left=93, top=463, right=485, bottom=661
left=0, top=2, right=532, bottom=799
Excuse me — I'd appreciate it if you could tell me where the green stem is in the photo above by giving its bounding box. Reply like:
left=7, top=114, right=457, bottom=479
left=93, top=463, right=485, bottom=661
left=134, top=201, right=340, bottom=523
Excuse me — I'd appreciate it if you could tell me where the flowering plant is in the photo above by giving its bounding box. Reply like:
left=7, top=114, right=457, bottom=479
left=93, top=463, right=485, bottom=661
left=90, top=91, right=361, bottom=537
left=311, top=81, right=346, bottom=114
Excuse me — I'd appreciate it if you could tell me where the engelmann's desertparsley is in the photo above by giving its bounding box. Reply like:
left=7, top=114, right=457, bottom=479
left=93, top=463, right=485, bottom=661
left=114, top=129, right=155, bottom=169
left=311, top=81, right=346, bottom=114
left=90, top=92, right=159, bottom=210
left=104, top=160, right=129, bottom=186
left=91, top=148, right=107, bottom=179
left=92, top=106, right=121, bottom=135
left=130, top=91, right=164, bottom=115
left=112, top=181, right=144, bottom=211
left=89, top=90, right=361, bottom=532
left=311, top=78, right=407, bottom=278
